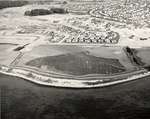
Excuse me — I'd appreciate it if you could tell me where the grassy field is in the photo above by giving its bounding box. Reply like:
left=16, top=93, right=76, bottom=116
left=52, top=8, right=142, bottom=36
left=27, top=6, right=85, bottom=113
left=15, top=45, right=138, bottom=76
left=25, top=52, right=126, bottom=75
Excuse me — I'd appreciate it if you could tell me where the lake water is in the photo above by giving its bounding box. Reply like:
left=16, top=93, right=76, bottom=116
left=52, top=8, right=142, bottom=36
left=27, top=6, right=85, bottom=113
left=1, top=73, right=150, bottom=119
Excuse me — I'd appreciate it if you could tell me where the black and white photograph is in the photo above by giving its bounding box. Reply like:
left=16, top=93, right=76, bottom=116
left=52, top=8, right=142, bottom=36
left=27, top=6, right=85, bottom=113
left=0, top=0, right=150, bottom=119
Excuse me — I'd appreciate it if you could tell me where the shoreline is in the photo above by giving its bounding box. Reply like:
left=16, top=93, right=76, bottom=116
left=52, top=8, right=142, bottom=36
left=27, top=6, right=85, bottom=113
left=0, top=65, right=150, bottom=88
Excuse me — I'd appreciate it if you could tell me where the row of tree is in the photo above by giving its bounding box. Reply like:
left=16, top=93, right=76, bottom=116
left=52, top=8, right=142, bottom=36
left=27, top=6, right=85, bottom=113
left=0, top=1, right=28, bottom=9
left=24, top=8, right=68, bottom=16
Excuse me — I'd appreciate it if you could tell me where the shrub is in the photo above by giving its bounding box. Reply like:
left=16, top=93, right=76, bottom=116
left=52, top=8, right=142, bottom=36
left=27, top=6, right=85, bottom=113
left=62, top=1, right=68, bottom=4
left=24, top=8, right=69, bottom=16
left=0, top=1, right=28, bottom=9
left=24, top=9, right=53, bottom=16
left=51, top=8, right=68, bottom=14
